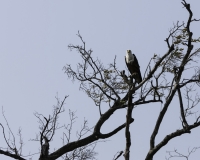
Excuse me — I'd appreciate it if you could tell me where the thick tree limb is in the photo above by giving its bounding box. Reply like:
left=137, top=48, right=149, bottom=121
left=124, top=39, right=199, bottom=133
left=124, top=89, right=134, bottom=160
left=177, top=88, right=189, bottom=127
left=145, top=121, right=200, bottom=160
left=99, top=118, right=134, bottom=139
left=150, top=84, right=178, bottom=150
left=0, top=150, right=26, bottom=160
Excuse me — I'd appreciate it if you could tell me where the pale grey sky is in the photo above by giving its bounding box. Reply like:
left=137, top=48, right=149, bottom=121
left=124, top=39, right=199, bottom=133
left=0, top=0, right=200, bottom=160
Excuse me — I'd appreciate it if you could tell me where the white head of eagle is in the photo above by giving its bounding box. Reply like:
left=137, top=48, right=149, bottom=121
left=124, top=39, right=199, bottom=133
left=125, top=50, right=142, bottom=84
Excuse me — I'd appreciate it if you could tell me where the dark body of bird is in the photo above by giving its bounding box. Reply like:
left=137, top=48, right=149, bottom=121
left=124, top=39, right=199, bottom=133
left=125, top=50, right=142, bottom=84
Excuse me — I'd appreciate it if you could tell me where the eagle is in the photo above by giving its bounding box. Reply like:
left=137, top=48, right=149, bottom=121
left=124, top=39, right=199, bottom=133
left=40, top=136, right=49, bottom=158
left=125, top=50, right=142, bottom=84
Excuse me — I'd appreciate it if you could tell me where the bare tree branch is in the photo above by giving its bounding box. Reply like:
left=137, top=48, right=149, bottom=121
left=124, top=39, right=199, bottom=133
left=166, top=147, right=200, bottom=160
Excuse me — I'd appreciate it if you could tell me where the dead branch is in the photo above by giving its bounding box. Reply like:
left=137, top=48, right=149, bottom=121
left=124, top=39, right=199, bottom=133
left=166, top=147, right=200, bottom=160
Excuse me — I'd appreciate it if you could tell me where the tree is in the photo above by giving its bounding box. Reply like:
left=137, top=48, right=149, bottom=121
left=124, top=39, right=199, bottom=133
left=1, top=0, right=200, bottom=160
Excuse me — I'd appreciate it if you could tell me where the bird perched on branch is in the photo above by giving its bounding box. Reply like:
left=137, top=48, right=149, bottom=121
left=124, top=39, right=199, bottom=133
left=125, top=50, right=142, bottom=84
left=40, top=136, right=49, bottom=158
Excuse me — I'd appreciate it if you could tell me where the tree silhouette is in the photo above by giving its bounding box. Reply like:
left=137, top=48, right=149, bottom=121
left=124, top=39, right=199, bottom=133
left=0, top=0, right=200, bottom=160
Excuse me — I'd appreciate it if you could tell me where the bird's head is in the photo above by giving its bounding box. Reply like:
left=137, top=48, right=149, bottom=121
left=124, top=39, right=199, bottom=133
left=127, top=50, right=132, bottom=54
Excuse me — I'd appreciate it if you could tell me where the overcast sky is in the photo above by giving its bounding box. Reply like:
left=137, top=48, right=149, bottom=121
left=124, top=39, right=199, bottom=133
left=0, top=1, right=200, bottom=160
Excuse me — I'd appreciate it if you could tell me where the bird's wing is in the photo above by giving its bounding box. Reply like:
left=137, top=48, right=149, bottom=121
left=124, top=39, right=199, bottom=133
left=132, top=54, right=140, bottom=70
left=132, top=54, right=142, bottom=83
